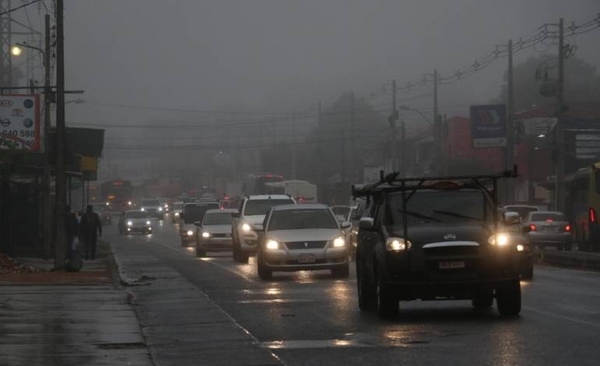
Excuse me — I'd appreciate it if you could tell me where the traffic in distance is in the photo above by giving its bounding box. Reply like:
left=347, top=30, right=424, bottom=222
left=84, top=167, right=600, bottom=320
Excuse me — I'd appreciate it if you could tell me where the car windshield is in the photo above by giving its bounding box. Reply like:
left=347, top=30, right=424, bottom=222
left=184, top=204, right=219, bottom=223
left=389, top=190, right=490, bottom=225
left=331, top=206, right=351, bottom=219
left=269, top=209, right=339, bottom=231
left=127, top=211, right=147, bottom=219
left=505, top=206, right=538, bottom=219
left=530, top=212, right=567, bottom=222
left=203, top=212, right=234, bottom=225
left=244, top=199, right=294, bottom=216
left=141, top=199, right=160, bottom=206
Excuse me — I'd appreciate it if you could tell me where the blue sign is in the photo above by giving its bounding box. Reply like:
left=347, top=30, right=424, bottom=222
left=470, top=104, right=507, bottom=148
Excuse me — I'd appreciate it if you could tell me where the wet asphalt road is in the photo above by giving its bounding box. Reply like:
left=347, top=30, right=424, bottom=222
left=109, top=216, right=600, bottom=366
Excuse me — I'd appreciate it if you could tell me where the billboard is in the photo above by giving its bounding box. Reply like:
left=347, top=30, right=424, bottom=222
left=470, top=104, right=507, bottom=148
left=0, top=94, right=41, bottom=151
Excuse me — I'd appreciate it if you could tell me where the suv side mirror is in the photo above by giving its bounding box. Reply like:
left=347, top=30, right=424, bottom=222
left=340, top=221, right=352, bottom=229
left=232, top=212, right=241, bottom=218
left=359, top=217, right=374, bottom=230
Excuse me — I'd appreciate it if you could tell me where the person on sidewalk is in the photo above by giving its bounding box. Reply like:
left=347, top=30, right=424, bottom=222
left=80, top=205, right=102, bottom=260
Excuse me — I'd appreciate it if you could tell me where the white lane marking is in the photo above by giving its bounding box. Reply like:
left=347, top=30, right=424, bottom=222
left=524, top=306, right=600, bottom=329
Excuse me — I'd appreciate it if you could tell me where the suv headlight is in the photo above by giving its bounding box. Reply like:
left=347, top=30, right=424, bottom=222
left=202, top=232, right=211, bottom=238
left=187, top=230, right=194, bottom=236
left=489, top=233, right=510, bottom=246
left=158, top=207, right=163, bottom=212
left=386, top=237, right=411, bottom=251
left=141, top=207, right=145, bottom=211
left=332, top=236, right=345, bottom=248
left=127, top=221, right=133, bottom=226
left=242, top=223, right=252, bottom=232
left=266, top=240, right=279, bottom=250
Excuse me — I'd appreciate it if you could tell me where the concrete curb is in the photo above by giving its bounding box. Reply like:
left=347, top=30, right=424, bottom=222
left=535, top=250, right=600, bottom=271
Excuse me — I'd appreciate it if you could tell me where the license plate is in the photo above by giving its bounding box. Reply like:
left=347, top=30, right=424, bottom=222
left=298, top=254, right=316, bottom=264
left=439, top=261, right=465, bottom=269
left=544, top=226, right=558, bottom=232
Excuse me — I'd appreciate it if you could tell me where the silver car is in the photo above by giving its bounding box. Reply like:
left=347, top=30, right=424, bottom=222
left=194, top=209, right=236, bottom=257
left=255, top=204, right=352, bottom=280
left=523, top=211, right=573, bottom=250
left=118, top=210, right=152, bottom=235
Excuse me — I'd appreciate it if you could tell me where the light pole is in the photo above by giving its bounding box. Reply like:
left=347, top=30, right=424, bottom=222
left=399, top=105, right=434, bottom=176
left=11, top=14, right=52, bottom=259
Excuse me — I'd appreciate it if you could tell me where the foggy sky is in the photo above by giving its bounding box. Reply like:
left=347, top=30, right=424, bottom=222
left=58, top=0, right=600, bottom=156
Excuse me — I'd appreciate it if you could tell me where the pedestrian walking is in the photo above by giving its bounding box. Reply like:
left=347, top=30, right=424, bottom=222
left=80, top=205, right=102, bottom=260
left=65, top=205, right=79, bottom=259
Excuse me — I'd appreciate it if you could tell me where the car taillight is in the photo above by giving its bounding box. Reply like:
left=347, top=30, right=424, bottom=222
left=529, top=224, right=537, bottom=232
left=590, top=208, right=597, bottom=223
left=565, top=225, right=571, bottom=232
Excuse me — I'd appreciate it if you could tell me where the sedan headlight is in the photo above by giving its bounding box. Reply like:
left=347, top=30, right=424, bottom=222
left=386, top=237, right=411, bottom=251
left=175, top=212, right=180, bottom=216
left=141, top=207, right=145, bottom=211
left=516, top=244, right=525, bottom=252
left=265, top=240, right=279, bottom=250
left=127, top=221, right=133, bottom=226
left=242, top=223, right=252, bottom=232
left=187, top=230, right=194, bottom=236
left=332, top=236, right=346, bottom=248
left=158, top=207, right=163, bottom=212
left=488, top=233, right=510, bottom=246
left=202, top=232, right=211, bottom=238
left=146, top=221, right=151, bottom=225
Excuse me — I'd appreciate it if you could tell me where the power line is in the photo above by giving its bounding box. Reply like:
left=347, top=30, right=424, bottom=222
left=0, top=0, right=41, bottom=16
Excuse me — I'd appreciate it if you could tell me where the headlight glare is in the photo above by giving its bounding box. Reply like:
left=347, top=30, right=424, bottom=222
left=187, top=230, right=194, bottom=236
left=266, top=240, right=279, bottom=250
left=517, top=244, right=524, bottom=252
left=141, top=207, right=145, bottom=211
left=158, top=207, right=163, bottom=212
left=489, top=233, right=510, bottom=246
left=386, top=237, right=411, bottom=251
left=146, top=221, right=151, bottom=225
left=332, top=236, right=345, bottom=247
left=202, top=232, right=211, bottom=238
left=127, top=221, right=133, bottom=226
left=242, top=223, right=252, bottom=232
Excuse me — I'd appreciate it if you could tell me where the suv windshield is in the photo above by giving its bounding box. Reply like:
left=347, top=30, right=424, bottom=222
left=183, top=204, right=219, bottom=223
left=203, top=212, right=234, bottom=225
left=269, top=209, right=338, bottom=231
left=141, top=199, right=160, bottom=206
left=389, top=190, right=490, bottom=225
left=244, top=199, right=294, bottom=216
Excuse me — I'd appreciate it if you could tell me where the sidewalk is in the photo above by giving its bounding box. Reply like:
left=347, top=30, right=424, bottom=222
left=0, top=242, right=153, bottom=366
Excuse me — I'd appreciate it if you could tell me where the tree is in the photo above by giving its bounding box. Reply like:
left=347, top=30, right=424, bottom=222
left=497, top=55, right=600, bottom=111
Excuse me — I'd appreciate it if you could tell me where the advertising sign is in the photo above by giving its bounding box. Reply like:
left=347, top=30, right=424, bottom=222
left=470, top=104, right=507, bottom=148
left=0, top=94, right=41, bottom=151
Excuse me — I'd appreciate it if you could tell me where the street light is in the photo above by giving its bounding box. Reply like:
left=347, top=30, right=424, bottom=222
left=399, top=105, right=433, bottom=126
left=11, top=45, right=23, bottom=56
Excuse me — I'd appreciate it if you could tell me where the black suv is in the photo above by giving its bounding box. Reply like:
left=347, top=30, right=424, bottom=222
left=353, top=169, right=522, bottom=319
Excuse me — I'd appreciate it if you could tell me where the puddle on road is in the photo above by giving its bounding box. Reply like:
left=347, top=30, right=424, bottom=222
left=260, top=332, right=435, bottom=350
left=237, top=298, right=314, bottom=304
left=261, top=339, right=370, bottom=349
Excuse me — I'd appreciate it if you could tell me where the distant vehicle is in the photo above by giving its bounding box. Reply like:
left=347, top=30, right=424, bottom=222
left=179, top=202, right=219, bottom=247
left=500, top=209, right=534, bottom=279
left=254, top=204, right=352, bottom=280
left=242, top=173, right=284, bottom=195
left=170, top=201, right=184, bottom=223
left=264, top=180, right=317, bottom=203
left=523, top=211, right=573, bottom=251
left=91, top=203, right=112, bottom=225
left=100, top=180, right=134, bottom=210
left=565, top=163, right=600, bottom=252
left=231, top=194, right=296, bottom=263
left=194, top=209, right=237, bottom=257
left=140, top=198, right=164, bottom=219
left=118, top=210, right=152, bottom=235
left=503, top=205, right=539, bottom=221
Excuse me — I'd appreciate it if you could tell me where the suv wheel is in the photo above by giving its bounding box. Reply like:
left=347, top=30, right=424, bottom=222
left=257, top=252, right=272, bottom=280
left=376, top=272, right=399, bottom=319
left=357, top=258, right=376, bottom=311
left=496, top=279, right=521, bottom=317
left=331, top=263, right=349, bottom=278
left=472, top=288, right=494, bottom=309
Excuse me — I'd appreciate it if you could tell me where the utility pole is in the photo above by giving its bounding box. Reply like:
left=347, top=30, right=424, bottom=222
left=350, top=92, right=355, bottom=182
left=432, top=69, right=440, bottom=175
left=0, top=0, right=12, bottom=91
left=53, top=0, right=66, bottom=269
left=401, top=119, right=406, bottom=177
left=42, top=14, right=51, bottom=259
left=291, top=112, right=296, bottom=179
left=388, top=80, right=399, bottom=172
left=506, top=39, right=514, bottom=204
left=555, top=18, right=566, bottom=212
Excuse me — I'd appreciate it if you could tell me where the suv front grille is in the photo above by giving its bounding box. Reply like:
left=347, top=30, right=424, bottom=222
left=424, top=245, right=479, bottom=257
left=285, top=241, right=327, bottom=250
